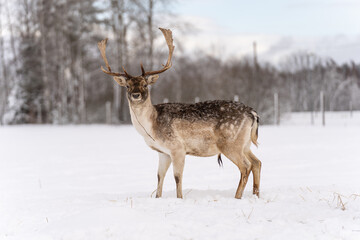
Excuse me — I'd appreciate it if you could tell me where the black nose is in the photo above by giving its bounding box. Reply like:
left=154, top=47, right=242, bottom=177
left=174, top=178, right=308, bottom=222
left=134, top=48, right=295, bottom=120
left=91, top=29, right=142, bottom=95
left=131, top=93, right=141, bottom=99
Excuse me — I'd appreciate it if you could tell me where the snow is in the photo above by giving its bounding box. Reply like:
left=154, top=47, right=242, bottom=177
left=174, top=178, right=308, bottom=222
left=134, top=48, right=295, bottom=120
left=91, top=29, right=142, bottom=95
left=281, top=111, right=360, bottom=126
left=1, top=112, right=360, bottom=239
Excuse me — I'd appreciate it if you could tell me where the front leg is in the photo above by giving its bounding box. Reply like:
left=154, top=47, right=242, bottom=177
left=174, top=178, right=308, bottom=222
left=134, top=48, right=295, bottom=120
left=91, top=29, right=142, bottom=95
left=171, top=151, right=186, bottom=198
left=156, top=153, right=172, bottom=198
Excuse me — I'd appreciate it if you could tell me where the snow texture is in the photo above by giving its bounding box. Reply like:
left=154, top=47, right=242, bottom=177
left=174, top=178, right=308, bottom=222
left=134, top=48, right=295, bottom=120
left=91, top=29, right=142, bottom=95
left=1, top=112, right=360, bottom=239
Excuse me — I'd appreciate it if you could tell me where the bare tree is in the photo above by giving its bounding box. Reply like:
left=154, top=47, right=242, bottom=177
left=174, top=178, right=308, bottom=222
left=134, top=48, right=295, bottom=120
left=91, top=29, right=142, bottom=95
left=0, top=1, right=9, bottom=124
left=109, top=0, right=134, bottom=122
left=38, top=0, right=49, bottom=123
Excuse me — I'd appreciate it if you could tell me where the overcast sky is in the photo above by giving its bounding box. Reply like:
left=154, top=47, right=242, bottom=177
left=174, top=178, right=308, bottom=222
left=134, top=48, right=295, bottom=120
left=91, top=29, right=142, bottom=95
left=173, top=0, right=360, bottom=64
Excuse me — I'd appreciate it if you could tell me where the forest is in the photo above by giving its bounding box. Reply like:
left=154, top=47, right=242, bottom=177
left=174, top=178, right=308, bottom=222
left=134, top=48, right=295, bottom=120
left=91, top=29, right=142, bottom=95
left=0, top=0, right=359, bottom=125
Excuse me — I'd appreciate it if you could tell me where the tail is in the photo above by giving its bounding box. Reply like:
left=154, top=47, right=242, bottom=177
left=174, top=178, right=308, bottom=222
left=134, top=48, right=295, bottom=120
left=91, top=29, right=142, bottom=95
left=217, top=153, right=223, bottom=167
left=250, top=111, right=259, bottom=147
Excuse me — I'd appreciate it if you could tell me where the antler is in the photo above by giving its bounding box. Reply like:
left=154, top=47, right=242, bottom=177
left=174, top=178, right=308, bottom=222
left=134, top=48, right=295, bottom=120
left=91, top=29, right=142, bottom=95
left=97, top=38, right=132, bottom=77
left=98, top=28, right=174, bottom=78
left=142, top=28, right=175, bottom=76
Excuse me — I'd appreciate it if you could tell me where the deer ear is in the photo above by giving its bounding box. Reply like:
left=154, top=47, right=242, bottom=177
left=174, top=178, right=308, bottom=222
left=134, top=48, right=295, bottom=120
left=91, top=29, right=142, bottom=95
left=146, top=75, right=159, bottom=85
left=113, top=76, right=127, bottom=86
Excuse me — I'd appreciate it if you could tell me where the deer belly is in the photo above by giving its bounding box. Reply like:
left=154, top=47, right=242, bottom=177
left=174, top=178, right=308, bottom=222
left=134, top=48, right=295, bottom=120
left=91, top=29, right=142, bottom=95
left=184, top=135, right=219, bottom=157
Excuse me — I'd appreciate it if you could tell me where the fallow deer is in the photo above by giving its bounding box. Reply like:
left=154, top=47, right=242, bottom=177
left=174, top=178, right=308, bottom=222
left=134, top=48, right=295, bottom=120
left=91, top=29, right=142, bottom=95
left=97, top=28, right=261, bottom=199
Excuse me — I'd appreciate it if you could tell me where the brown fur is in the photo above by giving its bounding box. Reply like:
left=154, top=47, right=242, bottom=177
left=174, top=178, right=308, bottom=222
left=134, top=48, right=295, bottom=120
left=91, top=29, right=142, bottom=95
left=128, top=92, right=261, bottom=199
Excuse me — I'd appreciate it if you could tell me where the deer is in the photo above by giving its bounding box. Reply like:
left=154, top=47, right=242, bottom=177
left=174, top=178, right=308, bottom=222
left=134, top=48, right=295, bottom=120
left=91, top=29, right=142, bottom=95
left=97, top=28, right=261, bottom=199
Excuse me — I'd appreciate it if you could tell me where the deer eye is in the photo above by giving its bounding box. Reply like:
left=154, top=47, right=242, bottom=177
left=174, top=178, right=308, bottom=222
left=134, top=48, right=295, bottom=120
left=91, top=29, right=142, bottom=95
left=126, top=86, right=129, bottom=89
left=144, top=84, right=148, bottom=88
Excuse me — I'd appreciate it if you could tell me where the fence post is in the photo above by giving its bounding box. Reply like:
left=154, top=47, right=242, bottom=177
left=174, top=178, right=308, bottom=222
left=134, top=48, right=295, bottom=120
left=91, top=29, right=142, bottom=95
left=195, top=97, right=200, bottom=103
left=274, top=92, right=279, bottom=125
left=350, top=100, right=353, bottom=118
left=37, top=102, right=42, bottom=124
left=320, top=91, right=325, bottom=126
left=106, top=101, right=111, bottom=124
left=234, top=95, right=239, bottom=102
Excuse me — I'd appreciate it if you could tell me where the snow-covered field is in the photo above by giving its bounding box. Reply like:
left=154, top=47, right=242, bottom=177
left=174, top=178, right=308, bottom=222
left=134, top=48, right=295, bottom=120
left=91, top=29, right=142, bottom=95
left=1, top=112, right=360, bottom=239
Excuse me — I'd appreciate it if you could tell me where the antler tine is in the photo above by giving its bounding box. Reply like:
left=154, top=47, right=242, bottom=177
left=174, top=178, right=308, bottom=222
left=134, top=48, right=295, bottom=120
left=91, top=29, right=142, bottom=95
left=140, top=63, right=145, bottom=76
left=144, top=28, right=175, bottom=76
left=122, top=66, right=133, bottom=78
left=97, top=38, right=128, bottom=77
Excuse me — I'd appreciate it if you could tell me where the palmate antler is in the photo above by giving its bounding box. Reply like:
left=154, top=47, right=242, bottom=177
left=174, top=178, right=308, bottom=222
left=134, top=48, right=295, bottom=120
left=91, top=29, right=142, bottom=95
left=142, top=28, right=175, bottom=76
left=97, top=38, right=133, bottom=78
left=97, top=28, right=175, bottom=79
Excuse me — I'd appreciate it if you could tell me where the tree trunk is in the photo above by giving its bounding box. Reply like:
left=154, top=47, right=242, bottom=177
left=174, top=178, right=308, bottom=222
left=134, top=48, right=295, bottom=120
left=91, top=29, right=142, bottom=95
left=148, top=0, right=154, bottom=69
left=5, top=1, right=19, bottom=69
left=39, top=0, right=50, bottom=123
left=111, top=0, right=131, bottom=122
left=148, top=0, right=155, bottom=97
left=111, top=0, right=122, bottom=122
left=79, top=52, right=86, bottom=123
left=0, top=2, right=8, bottom=124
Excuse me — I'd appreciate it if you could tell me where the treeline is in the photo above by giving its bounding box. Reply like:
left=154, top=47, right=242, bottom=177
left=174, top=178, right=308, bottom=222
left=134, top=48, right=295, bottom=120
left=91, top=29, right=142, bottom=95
left=0, top=0, right=181, bottom=124
left=0, top=0, right=359, bottom=125
left=155, top=53, right=360, bottom=124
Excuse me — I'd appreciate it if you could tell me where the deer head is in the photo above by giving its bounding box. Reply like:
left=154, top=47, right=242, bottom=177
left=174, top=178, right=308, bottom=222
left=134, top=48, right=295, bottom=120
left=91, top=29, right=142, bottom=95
left=97, top=28, right=175, bottom=104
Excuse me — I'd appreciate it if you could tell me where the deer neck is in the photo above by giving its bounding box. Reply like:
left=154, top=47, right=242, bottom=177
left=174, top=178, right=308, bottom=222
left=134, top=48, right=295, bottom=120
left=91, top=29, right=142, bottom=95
left=128, top=95, right=157, bottom=142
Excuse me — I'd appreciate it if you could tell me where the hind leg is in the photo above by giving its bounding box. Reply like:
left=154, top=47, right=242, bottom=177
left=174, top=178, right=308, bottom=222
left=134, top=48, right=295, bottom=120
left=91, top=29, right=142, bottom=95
left=245, top=151, right=262, bottom=197
left=222, top=150, right=252, bottom=199
left=234, top=154, right=252, bottom=199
